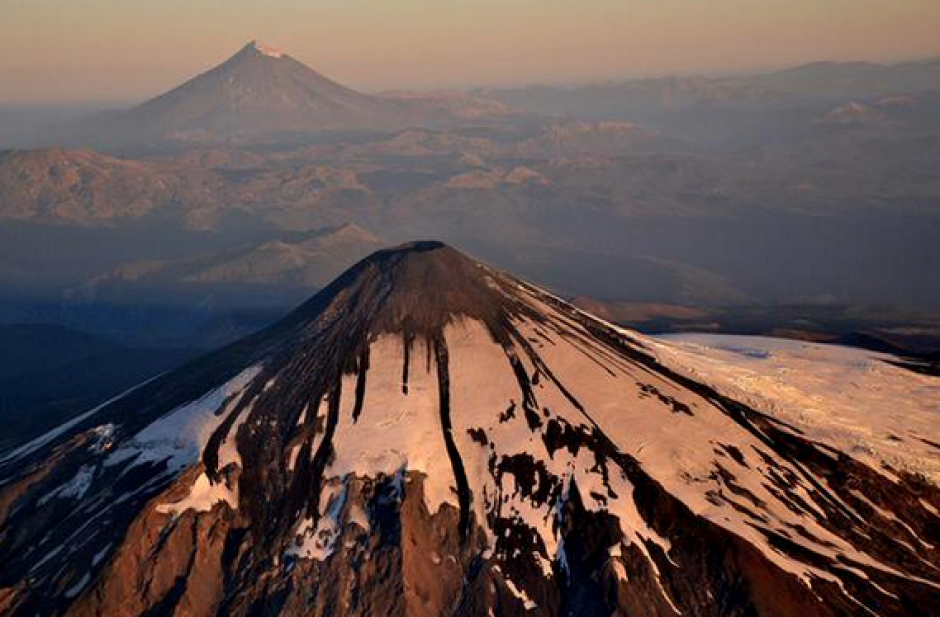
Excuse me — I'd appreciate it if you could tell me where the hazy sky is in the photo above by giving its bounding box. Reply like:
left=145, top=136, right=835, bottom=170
left=1, top=0, right=938, bottom=104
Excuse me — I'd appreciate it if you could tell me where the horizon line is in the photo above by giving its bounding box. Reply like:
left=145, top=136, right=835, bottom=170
left=1, top=50, right=939, bottom=109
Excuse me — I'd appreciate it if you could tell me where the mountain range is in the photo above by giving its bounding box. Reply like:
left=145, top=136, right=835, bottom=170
left=0, top=42, right=938, bottom=318
left=0, top=242, right=937, bottom=616
left=485, top=57, right=940, bottom=118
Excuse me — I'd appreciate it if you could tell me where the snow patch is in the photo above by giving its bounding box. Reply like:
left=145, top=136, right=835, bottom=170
left=324, top=335, right=457, bottom=515
left=106, top=366, right=261, bottom=473
left=652, top=334, right=940, bottom=483
left=90, top=424, right=116, bottom=453
left=287, top=480, right=348, bottom=561
left=156, top=471, right=237, bottom=516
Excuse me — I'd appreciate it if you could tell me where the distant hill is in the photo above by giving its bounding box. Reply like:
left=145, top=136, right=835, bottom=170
left=0, top=146, right=372, bottom=228
left=0, top=148, right=187, bottom=224
left=71, top=224, right=387, bottom=306
left=755, top=58, right=940, bottom=99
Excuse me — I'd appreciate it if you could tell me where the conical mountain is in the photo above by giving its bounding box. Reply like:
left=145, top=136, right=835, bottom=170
left=1, top=242, right=938, bottom=616
left=55, top=42, right=434, bottom=147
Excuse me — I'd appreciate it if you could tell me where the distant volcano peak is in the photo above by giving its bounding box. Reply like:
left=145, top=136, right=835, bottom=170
left=53, top=39, right=438, bottom=147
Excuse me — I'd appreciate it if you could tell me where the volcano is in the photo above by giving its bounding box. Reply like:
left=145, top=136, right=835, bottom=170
left=1, top=242, right=938, bottom=616
left=57, top=41, right=437, bottom=147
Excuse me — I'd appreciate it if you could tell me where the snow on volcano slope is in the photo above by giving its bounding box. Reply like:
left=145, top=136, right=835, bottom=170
left=0, top=242, right=938, bottom=617
left=651, top=334, right=940, bottom=483
left=491, top=286, right=940, bottom=596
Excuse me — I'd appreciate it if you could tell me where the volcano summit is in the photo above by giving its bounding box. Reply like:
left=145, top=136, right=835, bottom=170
left=1, top=242, right=938, bottom=616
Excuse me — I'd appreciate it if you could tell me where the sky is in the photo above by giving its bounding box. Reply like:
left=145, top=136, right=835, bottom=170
left=0, top=0, right=938, bottom=104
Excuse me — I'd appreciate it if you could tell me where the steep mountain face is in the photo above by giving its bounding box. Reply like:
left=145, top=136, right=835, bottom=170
left=62, top=42, right=440, bottom=147
left=1, top=242, right=938, bottom=616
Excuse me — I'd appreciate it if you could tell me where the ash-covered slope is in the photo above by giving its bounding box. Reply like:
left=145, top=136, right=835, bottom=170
left=1, top=242, right=939, bottom=617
